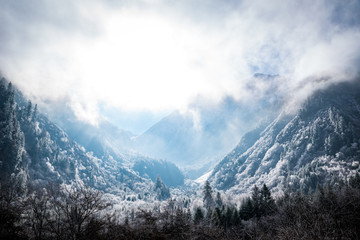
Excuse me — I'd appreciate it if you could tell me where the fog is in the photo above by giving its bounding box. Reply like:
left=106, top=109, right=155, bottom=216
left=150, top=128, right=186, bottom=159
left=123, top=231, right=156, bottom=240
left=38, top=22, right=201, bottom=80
left=0, top=0, right=359, bottom=132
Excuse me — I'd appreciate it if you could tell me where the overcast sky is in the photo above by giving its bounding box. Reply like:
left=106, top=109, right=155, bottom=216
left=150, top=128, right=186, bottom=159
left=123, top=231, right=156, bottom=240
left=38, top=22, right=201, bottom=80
left=0, top=0, right=359, bottom=133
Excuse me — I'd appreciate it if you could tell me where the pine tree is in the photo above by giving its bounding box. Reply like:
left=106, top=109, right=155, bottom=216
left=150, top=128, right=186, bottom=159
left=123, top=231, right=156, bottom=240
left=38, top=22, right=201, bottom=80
left=224, top=206, right=233, bottom=229
left=212, top=207, right=222, bottom=226
left=239, top=197, right=254, bottom=220
left=205, top=208, right=213, bottom=224
left=241, top=184, right=276, bottom=219
left=155, top=175, right=163, bottom=189
left=154, top=175, right=170, bottom=201
left=186, top=208, right=191, bottom=223
left=260, top=184, right=276, bottom=215
left=203, top=180, right=215, bottom=209
left=232, top=208, right=241, bottom=226
left=193, top=207, right=204, bottom=225
left=32, top=104, right=38, bottom=122
left=251, top=185, right=261, bottom=218
left=26, top=100, right=32, bottom=121
left=215, top=192, right=223, bottom=208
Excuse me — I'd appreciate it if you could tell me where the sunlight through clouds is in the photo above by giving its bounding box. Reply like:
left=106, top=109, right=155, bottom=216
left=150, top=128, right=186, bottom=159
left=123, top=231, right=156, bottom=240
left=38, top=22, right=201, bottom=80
left=0, top=0, right=359, bottom=127
left=71, top=10, right=213, bottom=111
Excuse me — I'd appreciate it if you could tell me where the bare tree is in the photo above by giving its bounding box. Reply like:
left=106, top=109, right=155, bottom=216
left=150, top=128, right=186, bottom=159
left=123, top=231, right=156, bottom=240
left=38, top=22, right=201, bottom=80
left=0, top=181, right=27, bottom=239
left=47, top=185, right=109, bottom=240
left=25, top=188, right=50, bottom=240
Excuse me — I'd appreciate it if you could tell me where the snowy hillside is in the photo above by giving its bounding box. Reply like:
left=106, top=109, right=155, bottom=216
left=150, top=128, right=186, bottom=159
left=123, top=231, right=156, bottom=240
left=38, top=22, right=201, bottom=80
left=0, top=77, right=183, bottom=198
left=210, top=80, right=360, bottom=194
left=42, top=102, right=185, bottom=187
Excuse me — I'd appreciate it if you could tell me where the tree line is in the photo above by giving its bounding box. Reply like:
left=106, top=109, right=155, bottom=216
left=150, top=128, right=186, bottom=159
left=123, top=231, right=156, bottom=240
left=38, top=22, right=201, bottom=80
left=1, top=173, right=360, bottom=239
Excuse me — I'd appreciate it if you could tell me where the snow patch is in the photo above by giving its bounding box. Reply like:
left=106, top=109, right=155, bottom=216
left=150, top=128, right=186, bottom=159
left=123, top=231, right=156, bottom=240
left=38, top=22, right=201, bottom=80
left=195, top=171, right=212, bottom=184
left=46, top=161, right=55, bottom=172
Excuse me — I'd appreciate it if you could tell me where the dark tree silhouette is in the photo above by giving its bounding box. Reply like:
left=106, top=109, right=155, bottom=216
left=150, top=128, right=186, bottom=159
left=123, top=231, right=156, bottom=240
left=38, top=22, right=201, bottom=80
left=215, top=192, right=223, bottom=208
left=193, top=207, right=204, bottom=225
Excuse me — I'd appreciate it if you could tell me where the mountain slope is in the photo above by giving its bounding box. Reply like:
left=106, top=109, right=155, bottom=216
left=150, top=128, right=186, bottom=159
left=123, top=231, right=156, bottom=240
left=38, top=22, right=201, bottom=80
left=43, top=101, right=185, bottom=187
left=0, top=77, right=181, bottom=197
left=210, top=80, right=360, bottom=194
left=0, top=80, right=26, bottom=188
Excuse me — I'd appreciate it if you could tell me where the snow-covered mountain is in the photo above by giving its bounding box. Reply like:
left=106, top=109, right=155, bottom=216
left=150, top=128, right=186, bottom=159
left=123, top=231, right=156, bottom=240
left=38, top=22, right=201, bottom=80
left=32, top=96, right=185, bottom=187
left=209, top=80, right=360, bottom=194
left=0, top=77, right=183, bottom=197
left=5, top=73, right=359, bottom=198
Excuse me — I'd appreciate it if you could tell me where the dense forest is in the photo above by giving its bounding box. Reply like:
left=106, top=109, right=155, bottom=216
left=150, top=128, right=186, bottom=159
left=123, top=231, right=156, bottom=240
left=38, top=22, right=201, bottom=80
left=1, top=174, right=360, bottom=240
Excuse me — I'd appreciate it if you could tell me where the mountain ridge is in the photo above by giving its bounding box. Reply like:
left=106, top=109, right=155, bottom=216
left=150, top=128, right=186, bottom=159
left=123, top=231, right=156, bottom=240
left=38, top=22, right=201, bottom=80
left=209, top=80, right=360, bottom=194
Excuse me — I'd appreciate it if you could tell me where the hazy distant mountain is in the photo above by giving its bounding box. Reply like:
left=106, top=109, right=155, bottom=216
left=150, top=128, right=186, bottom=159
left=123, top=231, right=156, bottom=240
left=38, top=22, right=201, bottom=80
left=209, top=80, right=360, bottom=194
left=134, top=74, right=284, bottom=179
left=31, top=74, right=284, bottom=180
left=42, top=103, right=135, bottom=160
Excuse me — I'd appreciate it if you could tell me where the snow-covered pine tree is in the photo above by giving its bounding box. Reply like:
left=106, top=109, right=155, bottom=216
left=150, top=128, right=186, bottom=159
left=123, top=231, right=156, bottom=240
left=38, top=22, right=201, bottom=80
left=0, top=79, right=26, bottom=187
left=203, top=180, right=215, bottom=209
left=154, top=175, right=170, bottom=200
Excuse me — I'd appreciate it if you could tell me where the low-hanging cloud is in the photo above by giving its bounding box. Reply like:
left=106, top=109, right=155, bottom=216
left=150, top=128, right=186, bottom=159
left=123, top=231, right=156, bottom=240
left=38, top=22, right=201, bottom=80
left=0, top=0, right=359, bottom=125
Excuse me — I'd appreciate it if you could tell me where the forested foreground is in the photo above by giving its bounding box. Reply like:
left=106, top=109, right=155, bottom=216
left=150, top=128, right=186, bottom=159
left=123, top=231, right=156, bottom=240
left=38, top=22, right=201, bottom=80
left=1, top=174, right=360, bottom=240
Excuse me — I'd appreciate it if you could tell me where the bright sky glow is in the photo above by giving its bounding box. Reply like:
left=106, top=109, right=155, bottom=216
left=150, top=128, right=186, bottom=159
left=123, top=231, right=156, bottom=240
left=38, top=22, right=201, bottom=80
left=72, top=11, right=220, bottom=110
left=0, top=0, right=359, bottom=130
